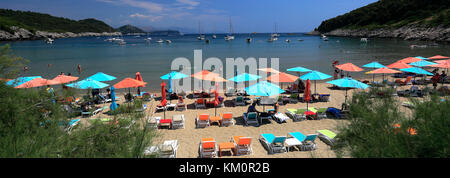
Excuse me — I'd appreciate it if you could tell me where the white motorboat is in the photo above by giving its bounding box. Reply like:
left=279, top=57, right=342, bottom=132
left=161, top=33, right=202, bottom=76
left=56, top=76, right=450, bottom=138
left=212, top=34, right=217, bottom=39
left=45, top=38, right=54, bottom=44
left=286, top=39, right=290, bottom=43
left=246, top=37, right=252, bottom=43
left=225, top=17, right=235, bottom=41
left=156, top=39, right=164, bottom=43
left=166, top=40, right=172, bottom=44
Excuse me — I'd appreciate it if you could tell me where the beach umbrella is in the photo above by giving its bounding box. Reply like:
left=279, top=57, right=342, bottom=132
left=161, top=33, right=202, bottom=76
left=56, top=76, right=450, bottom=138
left=52, top=75, right=79, bottom=84
left=0, top=78, right=11, bottom=82
left=191, top=70, right=226, bottom=91
left=362, top=62, right=386, bottom=69
left=409, top=60, right=437, bottom=67
left=266, top=72, right=299, bottom=83
left=113, top=78, right=147, bottom=89
left=135, top=72, right=145, bottom=96
left=336, top=63, right=364, bottom=77
left=397, top=57, right=421, bottom=64
left=434, top=59, right=450, bottom=64
left=386, top=62, right=413, bottom=69
left=228, top=73, right=261, bottom=83
left=366, top=67, right=401, bottom=82
left=363, top=62, right=387, bottom=82
left=214, top=83, right=219, bottom=116
left=245, top=81, right=285, bottom=97
left=168, top=74, right=173, bottom=94
left=326, top=77, right=370, bottom=104
left=15, top=78, right=59, bottom=88
left=414, top=56, right=429, bottom=60
left=160, top=71, right=188, bottom=80
left=86, top=72, right=116, bottom=82
left=300, top=70, right=332, bottom=94
left=66, top=79, right=109, bottom=89
left=160, top=82, right=167, bottom=119
left=305, top=79, right=311, bottom=111
left=6, top=76, right=42, bottom=87
left=287, top=66, right=312, bottom=73
left=400, top=67, right=433, bottom=76
left=245, top=81, right=285, bottom=111
left=110, top=86, right=118, bottom=111
left=428, top=55, right=450, bottom=60
left=429, top=60, right=450, bottom=69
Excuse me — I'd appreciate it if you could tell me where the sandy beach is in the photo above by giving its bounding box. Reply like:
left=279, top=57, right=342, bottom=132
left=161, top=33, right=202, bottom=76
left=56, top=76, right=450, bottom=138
left=73, top=73, right=447, bottom=158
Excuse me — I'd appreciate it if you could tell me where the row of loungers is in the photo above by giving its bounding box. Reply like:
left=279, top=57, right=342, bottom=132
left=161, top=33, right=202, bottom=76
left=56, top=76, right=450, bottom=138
left=260, top=130, right=337, bottom=154
left=199, top=136, right=253, bottom=158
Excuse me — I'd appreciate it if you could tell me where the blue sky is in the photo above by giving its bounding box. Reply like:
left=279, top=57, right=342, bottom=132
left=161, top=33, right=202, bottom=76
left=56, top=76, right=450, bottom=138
left=1, top=0, right=378, bottom=33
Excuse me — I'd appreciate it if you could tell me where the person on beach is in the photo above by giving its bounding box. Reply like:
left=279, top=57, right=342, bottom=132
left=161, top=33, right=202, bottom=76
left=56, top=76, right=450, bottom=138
left=247, top=102, right=260, bottom=113
left=68, top=73, right=72, bottom=76
left=431, top=73, right=440, bottom=90
left=334, top=68, right=339, bottom=79
left=440, top=71, right=447, bottom=84
left=106, top=88, right=111, bottom=99
left=23, top=66, right=28, bottom=72
left=298, top=79, right=305, bottom=93
left=340, top=70, right=344, bottom=78
left=77, top=64, right=82, bottom=74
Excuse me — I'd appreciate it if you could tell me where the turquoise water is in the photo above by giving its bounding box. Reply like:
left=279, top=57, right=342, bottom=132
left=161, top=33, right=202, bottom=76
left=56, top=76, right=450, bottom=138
left=2, top=33, right=449, bottom=92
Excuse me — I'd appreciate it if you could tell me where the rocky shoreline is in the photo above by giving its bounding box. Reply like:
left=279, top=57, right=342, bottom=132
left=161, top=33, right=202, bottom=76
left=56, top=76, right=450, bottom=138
left=319, top=25, right=450, bottom=42
left=0, top=26, right=122, bottom=41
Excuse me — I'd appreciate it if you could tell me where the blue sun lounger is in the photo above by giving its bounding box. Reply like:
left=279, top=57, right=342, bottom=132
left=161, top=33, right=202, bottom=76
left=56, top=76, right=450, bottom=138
left=259, top=133, right=286, bottom=154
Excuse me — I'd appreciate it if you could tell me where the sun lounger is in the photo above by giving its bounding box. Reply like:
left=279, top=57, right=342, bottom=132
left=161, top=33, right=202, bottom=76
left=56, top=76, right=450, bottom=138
left=314, top=108, right=328, bottom=119
left=259, top=133, right=286, bottom=154
left=234, top=96, right=246, bottom=106
left=394, top=76, right=412, bottom=86
left=195, top=98, right=207, bottom=109
left=243, top=112, right=259, bottom=126
left=65, top=119, right=80, bottom=132
left=82, top=107, right=105, bottom=118
left=172, top=115, right=185, bottom=129
left=144, top=140, right=178, bottom=158
left=318, top=94, right=330, bottom=102
left=232, top=136, right=253, bottom=156
left=146, top=117, right=161, bottom=129
left=199, top=138, right=217, bottom=158
left=326, top=107, right=348, bottom=119
left=285, top=108, right=307, bottom=121
left=225, top=88, right=236, bottom=97
left=397, top=86, right=424, bottom=97
left=317, top=130, right=337, bottom=146
left=221, top=113, right=234, bottom=127
left=285, top=132, right=306, bottom=152
left=299, top=134, right=318, bottom=151
left=196, top=114, right=210, bottom=128
left=272, top=112, right=289, bottom=123
left=259, top=112, right=272, bottom=124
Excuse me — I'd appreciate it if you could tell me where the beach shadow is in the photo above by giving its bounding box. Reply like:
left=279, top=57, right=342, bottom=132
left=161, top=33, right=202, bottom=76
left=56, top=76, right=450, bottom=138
left=233, top=116, right=246, bottom=126
left=223, top=100, right=236, bottom=107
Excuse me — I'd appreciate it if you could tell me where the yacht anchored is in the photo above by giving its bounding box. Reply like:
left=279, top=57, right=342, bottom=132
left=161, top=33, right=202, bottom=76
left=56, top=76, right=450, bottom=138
left=156, top=39, right=164, bottom=43
left=45, top=38, right=54, bottom=44
left=225, top=18, right=235, bottom=41
left=166, top=40, right=172, bottom=44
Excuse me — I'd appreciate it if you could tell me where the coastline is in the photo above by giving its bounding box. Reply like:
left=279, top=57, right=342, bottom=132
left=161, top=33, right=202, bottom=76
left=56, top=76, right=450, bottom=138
left=0, top=26, right=122, bottom=41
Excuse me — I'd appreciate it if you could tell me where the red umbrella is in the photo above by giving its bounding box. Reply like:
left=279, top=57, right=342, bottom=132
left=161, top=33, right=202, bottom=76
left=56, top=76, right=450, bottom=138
left=397, top=57, right=421, bottom=64
left=135, top=72, right=145, bottom=95
left=386, top=62, right=413, bottom=69
left=52, top=75, right=79, bottom=84
left=160, top=82, right=167, bottom=119
left=428, top=55, right=450, bottom=60
left=305, top=79, right=311, bottom=110
left=214, top=83, right=219, bottom=116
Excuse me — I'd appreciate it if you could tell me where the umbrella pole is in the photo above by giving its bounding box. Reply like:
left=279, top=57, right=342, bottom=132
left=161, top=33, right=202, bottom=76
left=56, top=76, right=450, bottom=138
left=315, top=80, right=317, bottom=95
left=344, top=88, right=348, bottom=104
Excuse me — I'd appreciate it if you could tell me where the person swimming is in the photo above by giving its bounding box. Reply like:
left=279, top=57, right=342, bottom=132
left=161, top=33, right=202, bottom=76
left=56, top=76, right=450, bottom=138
left=77, top=64, right=82, bottom=74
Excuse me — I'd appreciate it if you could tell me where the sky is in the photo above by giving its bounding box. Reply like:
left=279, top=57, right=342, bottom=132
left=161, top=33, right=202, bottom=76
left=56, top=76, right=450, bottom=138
left=0, top=0, right=379, bottom=33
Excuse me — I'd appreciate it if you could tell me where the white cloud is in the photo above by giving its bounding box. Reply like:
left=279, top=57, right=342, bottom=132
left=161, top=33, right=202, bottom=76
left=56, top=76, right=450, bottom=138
left=176, top=0, right=200, bottom=7
left=129, top=13, right=163, bottom=22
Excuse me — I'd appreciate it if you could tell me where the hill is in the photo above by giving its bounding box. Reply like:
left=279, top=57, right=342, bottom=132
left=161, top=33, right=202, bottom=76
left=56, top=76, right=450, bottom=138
left=117, top=24, right=146, bottom=34
left=317, top=0, right=450, bottom=33
left=0, top=8, right=116, bottom=33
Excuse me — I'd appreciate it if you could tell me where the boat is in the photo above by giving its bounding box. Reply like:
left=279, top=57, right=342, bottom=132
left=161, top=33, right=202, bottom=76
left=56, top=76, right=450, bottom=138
left=361, top=38, right=368, bottom=42
left=156, top=39, right=164, bottom=43
left=246, top=37, right=252, bottom=43
left=286, top=39, right=290, bottom=43
left=323, top=37, right=329, bottom=41
left=119, top=41, right=126, bottom=45
left=166, top=40, right=172, bottom=44
left=212, top=34, right=217, bottom=39
left=197, top=22, right=205, bottom=40
left=45, top=38, right=54, bottom=44
left=298, top=39, right=304, bottom=41
left=271, top=23, right=280, bottom=38
left=225, top=18, right=235, bottom=41
left=205, top=38, right=210, bottom=44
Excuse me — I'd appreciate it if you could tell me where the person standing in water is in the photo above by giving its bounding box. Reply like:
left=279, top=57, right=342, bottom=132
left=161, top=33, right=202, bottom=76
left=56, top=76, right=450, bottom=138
left=77, top=64, right=82, bottom=74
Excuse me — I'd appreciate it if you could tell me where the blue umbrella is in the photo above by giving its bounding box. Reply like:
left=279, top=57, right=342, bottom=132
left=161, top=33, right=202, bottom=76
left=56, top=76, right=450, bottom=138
left=287, top=66, right=312, bottom=73
left=66, top=79, right=109, bottom=89
left=245, top=81, right=285, bottom=97
left=110, top=86, right=118, bottom=111
left=228, top=73, right=261, bottom=83
left=400, top=67, right=433, bottom=76
left=326, top=77, right=370, bottom=104
left=6, top=76, right=42, bottom=87
left=87, top=72, right=116, bottom=82
left=362, top=62, right=387, bottom=82
left=160, top=71, right=188, bottom=80
left=409, top=60, right=437, bottom=67
left=414, top=56, right=429, bottom=60
left=362, top=62, right=386, bottom=68
left=300, top=71, right=332, bottom=94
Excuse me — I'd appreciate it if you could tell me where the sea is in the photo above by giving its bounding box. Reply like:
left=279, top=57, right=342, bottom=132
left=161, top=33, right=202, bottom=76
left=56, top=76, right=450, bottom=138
left=2, top=33, right=449, bottom=92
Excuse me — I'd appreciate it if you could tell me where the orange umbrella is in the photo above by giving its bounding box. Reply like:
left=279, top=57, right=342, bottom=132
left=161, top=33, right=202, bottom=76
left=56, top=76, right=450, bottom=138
left=366, top=67, right=401, bottom=82
left=397, top=57, right=421, bottom=64
left=52, top=75, right=79, bottom=84
left=434, top=59, right=450, bottom=64
left=192, top=70, right=227, bottom=91
left=15, top=78, right=59, bottom=88
left=335, top=63, right=364, bottom=72
left=428, top=55, right=450, bottom=60
left=0, top=78, right=11, bottom=82
left=113, top=78, right=147, bottom=89
left=386, top=62, right=412, bottom=69
left=266, top=72, right=299, bottom=83
left=429, top=60, right=450, bottom=69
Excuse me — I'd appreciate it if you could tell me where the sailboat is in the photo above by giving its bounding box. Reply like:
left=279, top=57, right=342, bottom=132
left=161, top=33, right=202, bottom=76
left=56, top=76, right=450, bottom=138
left=197, top=22, right=205, bottom=40
left=225, top=18, right=235, bottom=41
left=212, top=24, right=217, bottom=39
left=268, top=23, right=279, bottom=42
